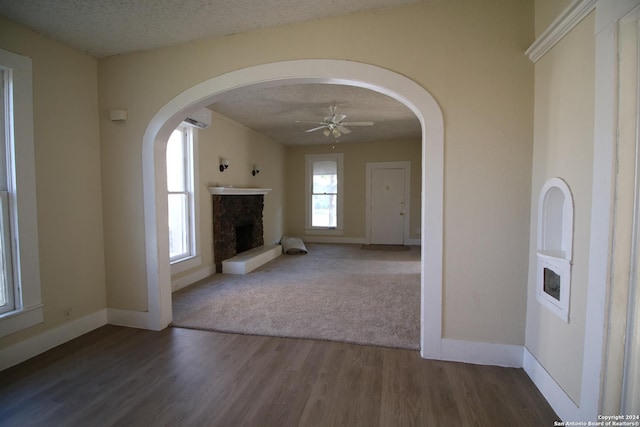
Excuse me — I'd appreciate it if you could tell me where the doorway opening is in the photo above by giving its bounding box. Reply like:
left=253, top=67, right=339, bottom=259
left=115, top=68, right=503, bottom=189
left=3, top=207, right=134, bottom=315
left=142, top=59, right=444, bottom=358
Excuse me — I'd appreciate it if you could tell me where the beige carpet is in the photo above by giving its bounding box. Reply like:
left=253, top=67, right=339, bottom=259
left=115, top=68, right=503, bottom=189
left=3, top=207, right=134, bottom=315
left=171, top=243, right=421, bottom=350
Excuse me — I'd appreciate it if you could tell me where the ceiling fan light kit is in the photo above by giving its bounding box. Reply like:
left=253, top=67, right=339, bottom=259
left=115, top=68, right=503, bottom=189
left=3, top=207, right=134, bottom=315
left=298, top=105, right=373, bottom=139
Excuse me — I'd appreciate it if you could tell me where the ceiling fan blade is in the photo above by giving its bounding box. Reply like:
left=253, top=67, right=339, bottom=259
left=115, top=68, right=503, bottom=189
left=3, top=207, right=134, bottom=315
left=305, top=125, right=328, bottom=133
left=296, top=120, right=327, bottom=125
left=342, top=121, right=374, bottom=126
left=333, top=114, right=347, bottom=123
left=336, top=125, right=351, bottom=134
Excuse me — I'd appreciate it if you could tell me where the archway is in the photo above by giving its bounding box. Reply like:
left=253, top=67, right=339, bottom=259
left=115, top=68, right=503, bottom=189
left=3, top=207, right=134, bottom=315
left=141, top=59, right=444, bottom=358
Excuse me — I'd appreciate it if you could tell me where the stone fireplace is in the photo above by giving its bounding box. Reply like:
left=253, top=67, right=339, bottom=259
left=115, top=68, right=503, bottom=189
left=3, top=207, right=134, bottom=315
left=209, top=187, right=271, bottom=272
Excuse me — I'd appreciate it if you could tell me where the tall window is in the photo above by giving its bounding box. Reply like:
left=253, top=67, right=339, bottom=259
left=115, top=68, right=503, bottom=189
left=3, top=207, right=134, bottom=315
left=305, top=153, right=344, bottom=234
left=0, top=67, right=15, bottom=315
left=166, top=126, right=195, bottom=262
left=0, top=48, right=43, bottom=337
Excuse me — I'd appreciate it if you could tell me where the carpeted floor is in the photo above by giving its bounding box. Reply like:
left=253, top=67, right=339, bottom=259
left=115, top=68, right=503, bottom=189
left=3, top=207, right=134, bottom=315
left=171, top=243, right=421, bottom=350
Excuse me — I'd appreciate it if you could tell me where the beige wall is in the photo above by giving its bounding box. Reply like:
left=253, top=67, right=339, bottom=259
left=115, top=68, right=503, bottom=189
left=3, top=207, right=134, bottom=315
left=0, top=18, right=106, bottom=348
left=526, top=11, right=595, bottom=404
left=98, top=0, right=534, bottom=345
left=172, top=112, right=286, bottom=283
left=534, top=0, right=572, bottom=37
left=285, top=139, right=421, bottom=240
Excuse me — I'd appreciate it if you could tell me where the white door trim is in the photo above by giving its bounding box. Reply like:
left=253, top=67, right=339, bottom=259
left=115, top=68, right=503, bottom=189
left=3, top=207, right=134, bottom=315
left=365, top=161, right=411, bottom=245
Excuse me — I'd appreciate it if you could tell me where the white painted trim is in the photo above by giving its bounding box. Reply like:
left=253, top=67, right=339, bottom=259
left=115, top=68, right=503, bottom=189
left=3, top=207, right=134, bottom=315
left=0, top=309, right=107, bottom=371
left=208, top=187, right=271, bottom=195
left=141, top=60, right=445, bottom=357
left=171, top=265, right=215, bottom=292
left=536, top=177, right=575, bottom=323
left=437, top=339, right=524, bottom=368
left=526, top=0, right=597, bottom=62
left=576, top=0, right=640, bottom=420
left=621, top=5, right=640, bottom=414
left=523, top=348, right=581, bottom=421
left=0, top=48, right=43, bottom=336
left=365, top=161, right=411, bottom=245
left=170, top=255, right=201, bottom=275
left=106, top=308, right=151, bottom=329
left=421, top=125, right=444, bottom=358
left=301, top=235, right=366, bottom=244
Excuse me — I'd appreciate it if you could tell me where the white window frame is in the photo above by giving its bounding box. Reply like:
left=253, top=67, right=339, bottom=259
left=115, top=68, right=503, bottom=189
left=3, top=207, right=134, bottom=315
left=305, top=153, right=344, bottom=235
left=167, top=125, right=200, bottom=274
left=0, top=48, right=43, bottom=338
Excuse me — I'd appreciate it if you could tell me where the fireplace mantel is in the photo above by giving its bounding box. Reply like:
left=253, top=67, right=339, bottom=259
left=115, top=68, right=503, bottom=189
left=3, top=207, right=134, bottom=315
left=208, top=186, right=271, bottom=196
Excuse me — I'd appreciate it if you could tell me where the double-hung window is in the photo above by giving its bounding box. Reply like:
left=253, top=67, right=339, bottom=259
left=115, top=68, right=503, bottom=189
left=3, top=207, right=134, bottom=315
left=0, top=66, right=14, bottom=315
left=0, top=48, right=43, bottom=337
left=305, top=153, right=344, bottom=234
left=166, top=126, right=196, bottom=264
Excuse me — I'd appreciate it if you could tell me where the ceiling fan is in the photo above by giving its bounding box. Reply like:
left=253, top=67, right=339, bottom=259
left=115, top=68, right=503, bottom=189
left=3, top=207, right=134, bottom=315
left=297, top=105, right=374, bottom=138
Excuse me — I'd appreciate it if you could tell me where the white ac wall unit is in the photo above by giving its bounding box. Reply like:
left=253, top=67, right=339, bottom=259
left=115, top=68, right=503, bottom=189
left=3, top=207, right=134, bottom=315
left=183, top=108, right=212, bottom=129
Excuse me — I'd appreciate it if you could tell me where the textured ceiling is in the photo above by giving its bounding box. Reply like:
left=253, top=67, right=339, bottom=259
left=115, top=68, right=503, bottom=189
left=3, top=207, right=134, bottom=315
left=0, top=0, right=429, bottom=58
left=0, top=0, right=423, bottom=145
left=208, top=84, right=421, bottom=145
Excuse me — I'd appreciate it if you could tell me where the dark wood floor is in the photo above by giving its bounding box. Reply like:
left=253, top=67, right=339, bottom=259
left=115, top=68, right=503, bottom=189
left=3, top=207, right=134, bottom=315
left=0, top=326, right=557, bottom=426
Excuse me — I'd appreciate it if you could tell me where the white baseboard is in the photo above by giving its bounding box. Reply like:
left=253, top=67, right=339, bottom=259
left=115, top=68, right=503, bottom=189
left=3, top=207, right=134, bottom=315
left=523, top=347, right=580, bottom=421
left=302, top=236, right=366, bottom=244
left=436, top=338, right=524, bottom=367
left=0, top=309, right=107, bottom=371
left=106, top=308, right=151, bottom=329
left=302, top=236, right=420, bottom=246
left=171, top=265, right=216, bottom=292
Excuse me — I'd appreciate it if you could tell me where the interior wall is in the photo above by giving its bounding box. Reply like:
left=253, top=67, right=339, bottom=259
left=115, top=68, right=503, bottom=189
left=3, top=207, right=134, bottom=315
left=285, top=139, right=420, bottom=241
left=98, top=0, right=533, bottom=346
left=534, top=0, right=573, bottom=37
left=0, top=17, right=106, bottom=348
left=525, top=11, right=595, bottom=404
left=171, top=111, right=286, bottom=283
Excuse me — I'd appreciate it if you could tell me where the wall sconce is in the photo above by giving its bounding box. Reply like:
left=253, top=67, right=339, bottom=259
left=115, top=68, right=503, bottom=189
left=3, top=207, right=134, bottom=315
left=252, top=165, right=260, bottom=176
left=219, top=158, right=229, bottom=172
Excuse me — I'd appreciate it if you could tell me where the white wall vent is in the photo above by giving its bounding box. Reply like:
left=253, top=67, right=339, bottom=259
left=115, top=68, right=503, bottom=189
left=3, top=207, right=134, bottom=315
left=183, top=108, right=211, bottom=129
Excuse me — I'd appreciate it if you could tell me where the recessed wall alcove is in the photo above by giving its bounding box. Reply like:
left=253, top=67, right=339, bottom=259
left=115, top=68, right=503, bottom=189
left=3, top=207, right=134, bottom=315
left=536, top=177, right=574, bottom=322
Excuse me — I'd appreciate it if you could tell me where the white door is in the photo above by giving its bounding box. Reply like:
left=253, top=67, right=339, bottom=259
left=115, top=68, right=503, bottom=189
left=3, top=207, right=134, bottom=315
left=370, top=168, right=405, bottom=244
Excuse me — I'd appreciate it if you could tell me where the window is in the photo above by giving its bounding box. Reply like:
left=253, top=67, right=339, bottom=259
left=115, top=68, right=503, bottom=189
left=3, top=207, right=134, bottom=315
left=166, top=126, right=196, bottom=263
left=0, top=67, right=14, bottom=315
left=305, top=153, right=344, bottom=234
left=0, top=48, right=43, bottom=337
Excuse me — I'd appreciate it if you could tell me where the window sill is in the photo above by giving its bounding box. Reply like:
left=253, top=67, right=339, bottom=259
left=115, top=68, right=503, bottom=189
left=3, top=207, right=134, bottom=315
left=170, top=255, right=201, bottom=275
left=0, top=304, right=44, bottom=338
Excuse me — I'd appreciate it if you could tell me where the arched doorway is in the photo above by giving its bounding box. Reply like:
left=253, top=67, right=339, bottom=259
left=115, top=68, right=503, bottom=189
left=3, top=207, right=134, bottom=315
left=141, top=59, right=444, bottom=358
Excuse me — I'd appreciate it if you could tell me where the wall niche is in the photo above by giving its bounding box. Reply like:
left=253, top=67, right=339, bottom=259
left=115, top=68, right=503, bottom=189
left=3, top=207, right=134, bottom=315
left=536, top=177, right=574, bottom=322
